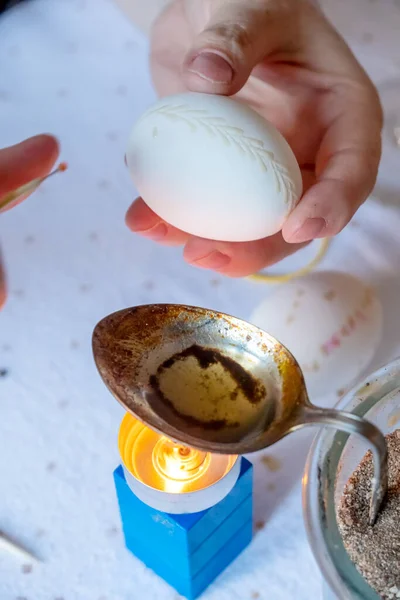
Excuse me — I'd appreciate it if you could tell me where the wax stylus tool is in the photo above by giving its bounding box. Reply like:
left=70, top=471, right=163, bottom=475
left=0, top=530, right=40, bottom=563
left=0, top=162, right=68, bottom=212
left=92, top=304, right=388, bottom=525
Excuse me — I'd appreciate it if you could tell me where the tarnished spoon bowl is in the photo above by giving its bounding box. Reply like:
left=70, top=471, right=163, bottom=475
left=92, top=303, right=387, bottom=524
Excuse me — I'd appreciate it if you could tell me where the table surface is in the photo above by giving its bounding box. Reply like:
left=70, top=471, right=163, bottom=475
left=0, top=1, right=400, bottom=600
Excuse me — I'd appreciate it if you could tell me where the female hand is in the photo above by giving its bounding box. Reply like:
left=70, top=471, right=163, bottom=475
left=0, top=135, right=59, bottom=309
left=126, top=0, right=382, bottom=277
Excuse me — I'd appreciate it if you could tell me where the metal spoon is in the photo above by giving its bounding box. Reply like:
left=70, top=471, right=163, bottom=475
left=92, top=303, right=388, bottom=525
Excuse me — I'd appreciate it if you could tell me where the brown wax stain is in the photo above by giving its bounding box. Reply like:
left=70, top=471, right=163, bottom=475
left=255, top=521, right=265, bottom=531
left=251, top=593, right=261, bottom=599
left=286, top=315, right=295, bottom=325
left=210, top=278, right=221, bottom=288
left=149, top=344, right=266, bottom=431
left=261, top=455, right=282, bottom=472
left=267, top=482, right=276, bottom=492
left=21, top=564, right=32, bottom=574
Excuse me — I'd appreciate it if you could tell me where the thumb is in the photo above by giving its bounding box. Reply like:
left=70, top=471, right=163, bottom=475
left=182, top=0, right=294, bottom=95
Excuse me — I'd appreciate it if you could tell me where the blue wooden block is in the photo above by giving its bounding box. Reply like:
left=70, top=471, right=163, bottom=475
left=114, top=458, right=252, bottom=564
left=124, top=495, right=252, bottom=578
left=190, top=519, right=252, bottom=599
left=113, top=457, right=253, bottom=600
left=124, top=517, right=253, bottom=599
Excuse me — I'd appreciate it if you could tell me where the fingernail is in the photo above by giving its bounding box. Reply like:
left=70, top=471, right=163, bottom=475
left=188, top=52, right=234, bottom=84
left=289, top=217, right=326, bottom=242
left=139, top=222, right=168, bottom=240
left=141, top=223, right=168, bottom=242
left=190, top=251, right=231, bottom=270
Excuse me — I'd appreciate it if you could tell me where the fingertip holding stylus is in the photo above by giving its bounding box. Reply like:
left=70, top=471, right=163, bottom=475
left=0, top=161, right=68, bottom=212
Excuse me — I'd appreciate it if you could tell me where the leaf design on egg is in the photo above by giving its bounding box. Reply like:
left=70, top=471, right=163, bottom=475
left=143, top=104, right=298, bottom=207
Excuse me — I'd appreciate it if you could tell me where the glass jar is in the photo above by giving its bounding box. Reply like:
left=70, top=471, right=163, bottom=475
left=303, top=357, right=400, bottom=600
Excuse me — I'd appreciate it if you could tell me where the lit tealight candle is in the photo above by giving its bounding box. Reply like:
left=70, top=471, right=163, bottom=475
left=118, top=413, right=240, bottom=514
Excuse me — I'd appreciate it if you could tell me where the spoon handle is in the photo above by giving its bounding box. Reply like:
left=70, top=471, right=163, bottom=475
left=300, top=404, right=388, bottom=525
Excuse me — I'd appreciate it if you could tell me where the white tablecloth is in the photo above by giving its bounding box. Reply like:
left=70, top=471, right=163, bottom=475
left=0, top=1, right=399, bottom=599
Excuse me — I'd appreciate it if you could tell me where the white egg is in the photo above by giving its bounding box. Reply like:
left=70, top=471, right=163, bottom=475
left=249, top=272, right=383, bottom=400
left=126, top=92, right=302, bottom=242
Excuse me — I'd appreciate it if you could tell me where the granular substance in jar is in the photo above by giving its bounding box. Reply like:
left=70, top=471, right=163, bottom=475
left=338, top=429, right=400, bottom=600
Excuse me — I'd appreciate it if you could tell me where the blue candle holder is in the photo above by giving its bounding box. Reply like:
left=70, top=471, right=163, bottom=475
left=113, top=456, right=253, bottom=599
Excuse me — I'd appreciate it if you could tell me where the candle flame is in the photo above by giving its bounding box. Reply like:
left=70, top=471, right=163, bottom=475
left=118, top=413, right=237, bottom=494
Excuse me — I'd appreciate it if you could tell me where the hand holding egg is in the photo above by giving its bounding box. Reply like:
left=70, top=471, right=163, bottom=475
left=126, top=0, right=382, bottom=277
